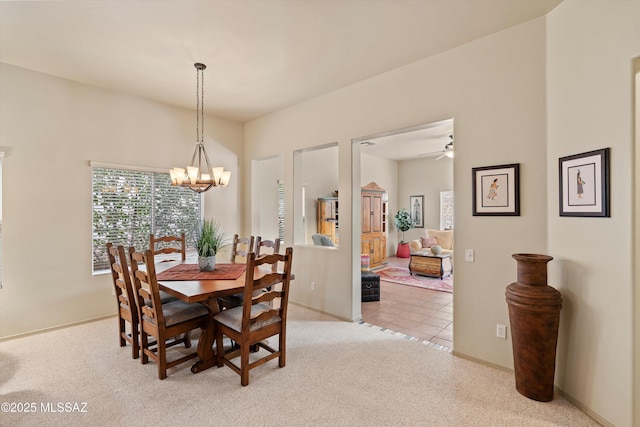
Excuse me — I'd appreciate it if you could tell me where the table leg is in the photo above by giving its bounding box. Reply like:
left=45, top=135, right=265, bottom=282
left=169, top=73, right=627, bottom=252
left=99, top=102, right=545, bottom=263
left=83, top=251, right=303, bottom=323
left=191, top=296, right=220, bottom=374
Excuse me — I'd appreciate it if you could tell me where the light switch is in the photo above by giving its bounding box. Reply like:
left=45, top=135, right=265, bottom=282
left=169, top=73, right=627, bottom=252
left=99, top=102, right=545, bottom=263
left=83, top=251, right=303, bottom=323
left=465, top=249, right=474, bottom=262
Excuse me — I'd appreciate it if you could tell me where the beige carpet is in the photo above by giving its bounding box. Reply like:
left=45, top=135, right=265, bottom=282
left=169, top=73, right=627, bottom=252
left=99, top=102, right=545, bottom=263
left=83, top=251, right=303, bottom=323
left=0, top=304, right=597, bottom=426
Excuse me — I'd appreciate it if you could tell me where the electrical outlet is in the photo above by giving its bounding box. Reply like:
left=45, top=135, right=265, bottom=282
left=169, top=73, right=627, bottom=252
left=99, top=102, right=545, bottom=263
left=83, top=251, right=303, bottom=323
left=465, top=249, right=474, bottom=262
left=310, top=282, right=316, bottom=291
left=496, top=324, right=507, bottom=339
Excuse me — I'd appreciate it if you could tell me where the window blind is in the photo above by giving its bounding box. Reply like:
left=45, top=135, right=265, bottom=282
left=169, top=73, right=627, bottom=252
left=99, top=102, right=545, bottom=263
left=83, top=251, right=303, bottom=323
left=277, top=179, right=285, bottom=243
left=92, top=167, right=202, bottom=273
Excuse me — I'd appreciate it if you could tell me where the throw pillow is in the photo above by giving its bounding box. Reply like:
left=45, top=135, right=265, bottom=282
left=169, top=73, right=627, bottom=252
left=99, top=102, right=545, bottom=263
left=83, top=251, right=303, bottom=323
left=421, top=237, right=438, bottom=248
left=426, top=229, right=453, bottom=250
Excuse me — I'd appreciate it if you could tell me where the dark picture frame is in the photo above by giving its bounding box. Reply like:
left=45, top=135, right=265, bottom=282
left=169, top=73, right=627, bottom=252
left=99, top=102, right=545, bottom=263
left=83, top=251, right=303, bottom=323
left=472, top=163, right=520, bottom=216
left=559, top=148, right=610, bottom=217
left=409, top=195, right=424, bottom=228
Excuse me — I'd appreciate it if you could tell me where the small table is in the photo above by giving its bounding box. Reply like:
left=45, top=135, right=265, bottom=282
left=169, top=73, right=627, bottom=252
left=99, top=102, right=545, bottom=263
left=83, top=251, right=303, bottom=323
left=409, top=253, right=452, bottom=279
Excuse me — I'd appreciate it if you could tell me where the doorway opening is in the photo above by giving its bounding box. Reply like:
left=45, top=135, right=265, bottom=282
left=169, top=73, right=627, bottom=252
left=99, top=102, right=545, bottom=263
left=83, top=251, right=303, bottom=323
left=353, top=119, right=454, bottom=349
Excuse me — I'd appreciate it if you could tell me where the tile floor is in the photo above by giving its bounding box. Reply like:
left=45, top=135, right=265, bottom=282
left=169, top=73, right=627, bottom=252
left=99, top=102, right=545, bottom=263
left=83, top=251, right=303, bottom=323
left=360, top=257, right=453, bottom=349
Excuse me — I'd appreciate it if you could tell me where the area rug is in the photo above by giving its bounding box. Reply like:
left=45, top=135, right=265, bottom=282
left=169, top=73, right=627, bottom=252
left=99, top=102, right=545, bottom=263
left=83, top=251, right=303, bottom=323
left=376, top=267, right=453, bottom=293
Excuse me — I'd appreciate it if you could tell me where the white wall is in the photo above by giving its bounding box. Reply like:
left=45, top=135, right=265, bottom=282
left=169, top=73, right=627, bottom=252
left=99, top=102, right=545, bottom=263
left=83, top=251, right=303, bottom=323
left=546, top=1, right=639, bottom=425
left=0, top=63, right=243, bottom=338
left=245, top=18, right=549, bottom=347
left=252, top=155, right=284, bottom=241
left=243, top=12, right=636, bottom=422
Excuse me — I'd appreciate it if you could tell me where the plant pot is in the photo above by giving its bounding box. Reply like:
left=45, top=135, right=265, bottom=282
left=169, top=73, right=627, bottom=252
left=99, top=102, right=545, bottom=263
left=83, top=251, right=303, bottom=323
left=396, top=242, right=411, bottom=258
left=198, top=255, right=216, bottom=272
left=505, top=253, right=562, bottom=402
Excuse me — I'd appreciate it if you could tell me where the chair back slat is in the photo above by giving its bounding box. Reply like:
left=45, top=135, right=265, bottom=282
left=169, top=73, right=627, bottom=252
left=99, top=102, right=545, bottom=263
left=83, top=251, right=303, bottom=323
left=253, top=272, right=284, bottom=289
left=140, top=305, right=156, bottom=322
left=154, top=247, right=183, bottom=255
left=250, top=309, right=280, bottom=325
left=150, top=233, right=186, bottom=262
left=252, top=290, right=282, bottom=305
left=255, top=237, right=281, bottom=256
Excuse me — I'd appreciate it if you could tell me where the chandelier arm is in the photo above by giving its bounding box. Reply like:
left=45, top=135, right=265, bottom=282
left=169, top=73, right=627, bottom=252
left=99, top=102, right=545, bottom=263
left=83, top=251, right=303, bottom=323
left=190, top=144, right=199, bottom=167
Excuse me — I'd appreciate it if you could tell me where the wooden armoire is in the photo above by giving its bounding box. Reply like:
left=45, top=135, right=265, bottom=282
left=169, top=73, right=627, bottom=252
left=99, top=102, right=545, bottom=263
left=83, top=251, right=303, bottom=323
left=317, top=197, right=339, bottom=244
left=361, top=182, right=387, bottom=269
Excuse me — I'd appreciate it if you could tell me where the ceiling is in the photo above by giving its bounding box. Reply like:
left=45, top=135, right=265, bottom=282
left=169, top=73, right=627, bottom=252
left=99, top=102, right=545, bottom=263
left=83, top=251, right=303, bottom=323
left=359, top=119, right=453, bottom=161
left=0, top=0, right=561, bottom=123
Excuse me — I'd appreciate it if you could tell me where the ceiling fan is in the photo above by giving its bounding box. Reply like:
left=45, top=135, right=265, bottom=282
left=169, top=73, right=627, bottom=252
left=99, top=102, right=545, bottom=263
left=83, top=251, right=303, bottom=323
left=420, top=135, right=454, bottom=160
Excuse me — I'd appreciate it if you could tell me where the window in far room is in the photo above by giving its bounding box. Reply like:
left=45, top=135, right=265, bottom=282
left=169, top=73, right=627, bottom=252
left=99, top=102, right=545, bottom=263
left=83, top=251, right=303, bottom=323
left=277, top=179, right=285, bottom=242
left=252, top=155, right=285, bottom=244
left=440, top=191, right=454, bottom=230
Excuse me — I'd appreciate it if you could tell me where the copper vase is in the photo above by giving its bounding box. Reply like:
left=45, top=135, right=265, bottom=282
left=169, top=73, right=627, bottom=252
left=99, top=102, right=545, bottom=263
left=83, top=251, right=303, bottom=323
left=505, top=253, right=562, bottom=402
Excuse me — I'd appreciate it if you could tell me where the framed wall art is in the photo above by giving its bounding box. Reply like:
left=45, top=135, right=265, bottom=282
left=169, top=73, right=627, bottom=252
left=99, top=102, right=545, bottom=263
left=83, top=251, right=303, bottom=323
left=472, top=163, right=520, bottom=216
left=559, top=148, right=610, bottom=217
left=409, top=195, right=424, bottom=228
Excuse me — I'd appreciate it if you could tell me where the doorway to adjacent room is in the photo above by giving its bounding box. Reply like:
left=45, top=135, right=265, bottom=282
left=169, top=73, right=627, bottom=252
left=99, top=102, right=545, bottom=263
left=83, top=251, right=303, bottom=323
left=354, top=118, right=454, bottom=349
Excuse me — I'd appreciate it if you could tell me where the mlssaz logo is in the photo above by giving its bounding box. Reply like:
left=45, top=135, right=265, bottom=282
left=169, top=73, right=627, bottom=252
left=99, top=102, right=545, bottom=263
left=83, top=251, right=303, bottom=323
left=40, top=402, right=88, bottom=413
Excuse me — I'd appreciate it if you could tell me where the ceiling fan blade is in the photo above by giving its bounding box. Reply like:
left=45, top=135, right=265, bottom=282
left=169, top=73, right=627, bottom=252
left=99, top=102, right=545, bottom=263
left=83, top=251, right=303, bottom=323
left=417, top=150, right=443, bottom=157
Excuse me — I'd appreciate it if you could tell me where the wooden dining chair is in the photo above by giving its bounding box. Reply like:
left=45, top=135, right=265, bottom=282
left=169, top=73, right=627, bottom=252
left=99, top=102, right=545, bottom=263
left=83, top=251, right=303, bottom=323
left=215, top=247, right=293, bottom=386
left=107, top=243, right=190, bottom=359
left=129, top=248, right=209, bottom=379
left=107, top=243, right=141, bottom=359
left=218, top=234, right=255, bottom=311
left=150, top=233, right=186, bottom=262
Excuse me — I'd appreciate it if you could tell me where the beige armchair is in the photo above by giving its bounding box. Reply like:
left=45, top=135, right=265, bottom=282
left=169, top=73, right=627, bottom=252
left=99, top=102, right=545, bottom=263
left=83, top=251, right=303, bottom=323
left=410, top=229, right=454, bottom=258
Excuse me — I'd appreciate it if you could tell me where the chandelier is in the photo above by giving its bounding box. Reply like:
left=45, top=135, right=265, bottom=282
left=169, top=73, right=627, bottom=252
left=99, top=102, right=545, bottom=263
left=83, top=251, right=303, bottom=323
left=170, top=63, right=231, bottom=193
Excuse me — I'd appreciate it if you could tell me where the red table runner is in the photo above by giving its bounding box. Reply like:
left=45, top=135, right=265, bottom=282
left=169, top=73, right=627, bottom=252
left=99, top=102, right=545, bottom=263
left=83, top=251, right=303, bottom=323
left=156, top=263, right=246, bottom=281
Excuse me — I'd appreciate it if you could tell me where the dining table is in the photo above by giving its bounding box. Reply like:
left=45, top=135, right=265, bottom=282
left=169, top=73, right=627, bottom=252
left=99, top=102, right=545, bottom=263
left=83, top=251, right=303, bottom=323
left=154, top=259, right=249, bottom=374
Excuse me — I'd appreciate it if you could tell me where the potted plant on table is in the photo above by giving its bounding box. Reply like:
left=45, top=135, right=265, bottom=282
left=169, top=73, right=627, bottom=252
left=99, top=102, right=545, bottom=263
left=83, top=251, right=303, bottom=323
left=394, top=209, right=415, bottom=258
left=194, top=219, right=227, bottom=271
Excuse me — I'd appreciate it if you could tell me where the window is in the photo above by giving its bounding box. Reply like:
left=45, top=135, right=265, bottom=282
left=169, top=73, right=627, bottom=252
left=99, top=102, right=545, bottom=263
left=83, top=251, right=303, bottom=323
left=92, top=166, right=202, bottom=273
left=277, top=179, right=285, bottom=243
left=440, top=191, right=454, bottom=230
left=252, top=156, right=284, bottom=244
